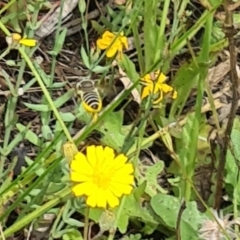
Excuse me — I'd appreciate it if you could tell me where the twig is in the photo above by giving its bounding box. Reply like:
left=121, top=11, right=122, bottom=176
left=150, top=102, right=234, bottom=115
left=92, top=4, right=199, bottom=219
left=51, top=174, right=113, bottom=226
left=214, top=0, right=239, bottom=209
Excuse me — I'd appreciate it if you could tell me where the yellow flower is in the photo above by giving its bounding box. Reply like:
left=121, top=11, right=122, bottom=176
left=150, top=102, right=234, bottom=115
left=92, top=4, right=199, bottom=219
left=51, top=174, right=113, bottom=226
left=141, top=70, right=177, bottom=104
left=96, top=31, right=128, bottom=58
left=6, top=33, right=37, bottom=48
left=70, top=145, right=134, bottom=208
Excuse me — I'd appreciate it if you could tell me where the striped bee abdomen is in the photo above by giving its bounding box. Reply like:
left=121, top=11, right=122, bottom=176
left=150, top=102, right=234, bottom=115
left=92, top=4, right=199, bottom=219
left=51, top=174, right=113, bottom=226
left=76, top=78, right=102, bottom=114
left=83, top=92, right=101, bottom=110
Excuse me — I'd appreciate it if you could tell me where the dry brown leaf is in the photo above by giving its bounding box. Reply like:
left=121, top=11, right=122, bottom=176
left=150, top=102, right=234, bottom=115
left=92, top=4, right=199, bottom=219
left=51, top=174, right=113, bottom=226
left=201, top=99, right=224, bottom=113
left=207, top=59, right=230, bottom=85
left=35, top=0, right=78, bottom=39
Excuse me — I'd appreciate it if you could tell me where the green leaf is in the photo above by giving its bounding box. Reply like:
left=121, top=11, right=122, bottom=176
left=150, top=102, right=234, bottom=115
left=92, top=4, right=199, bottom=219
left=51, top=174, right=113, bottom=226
left=50, top=82, right=67, bottom=88
left=151, top=194, right=180, bottom=228
left=80, top=46, right=90, bottom=69
left=151, top=194, right=201, bottom=238
left=116, top=189, right=158, bottom=233
left=170, top=61, right=199, bottom=117
left=59, top=112, right=76, bottom=122
left=52, top=28, right=67, bottom=56
left=225, top=118, right=240, bottom=189
left=91, top=20, right=105, bottom=34
left=92, top=65, right=110, bottom=73
left=137, top=161, right=167, bottom=196
left=54, top=89, right=75, bottom=108
left=120, top=55, right=140, bottom=82
left=16, top=123, right=40, bottom=146
left=23, top=103, right=50, bottom=112
left=42, top=125, right=53, bottom=140
left=63, top=228, right=83, bottom=240
left=98, top=111, right=126, bottom=151
left=78, top=0, right=86, bottom=13
left=5, top=60, right=16, bottom=66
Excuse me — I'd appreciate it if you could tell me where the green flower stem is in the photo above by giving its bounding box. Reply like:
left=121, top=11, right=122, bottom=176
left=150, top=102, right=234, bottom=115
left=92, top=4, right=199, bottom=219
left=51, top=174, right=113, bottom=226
left=83, top=207, right=90, bottom=240
left=107, top=196, right=126, bottom=240
left=2, top=188, right=71, bottom=239
left=0, top=20, right=10, bottom=36
left=0, top=47, right=11, bottom=60
left=0, top=0, right=16, bottom=15
left=155, top=0, right=170, bottom=63
left=18, top=48, right=73, bottom=143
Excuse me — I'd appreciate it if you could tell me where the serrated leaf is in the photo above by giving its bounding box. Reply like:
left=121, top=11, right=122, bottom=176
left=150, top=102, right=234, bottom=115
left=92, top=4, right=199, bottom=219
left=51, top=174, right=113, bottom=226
left=116, top=189, right=158, bottom=234
left=137, top=161, right=167, bottom=196
left=98, top=111, right=125, bottom=151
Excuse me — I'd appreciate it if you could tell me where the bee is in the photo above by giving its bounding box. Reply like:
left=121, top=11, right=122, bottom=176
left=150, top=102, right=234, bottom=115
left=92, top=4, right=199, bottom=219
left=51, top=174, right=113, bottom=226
left=76, top=78, right=102, bottom=115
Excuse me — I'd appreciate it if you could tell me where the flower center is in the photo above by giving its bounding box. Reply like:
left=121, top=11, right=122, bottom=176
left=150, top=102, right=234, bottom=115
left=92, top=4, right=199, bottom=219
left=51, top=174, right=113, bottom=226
left=93, top=171, right=112, bottom=189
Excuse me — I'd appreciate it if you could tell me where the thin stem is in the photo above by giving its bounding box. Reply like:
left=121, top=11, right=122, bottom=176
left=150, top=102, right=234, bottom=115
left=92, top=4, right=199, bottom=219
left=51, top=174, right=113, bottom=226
left=18, top=48, right=73, bottom=143
left=83, top=207, right=90, bottom=240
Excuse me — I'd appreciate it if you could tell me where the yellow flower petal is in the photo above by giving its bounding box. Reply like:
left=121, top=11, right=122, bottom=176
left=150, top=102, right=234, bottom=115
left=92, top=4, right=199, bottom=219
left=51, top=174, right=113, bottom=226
left=87, top=145, right=97, bottom=167
left=114, top=163, right=134, bottom=176
left=71, top=172, right=92, bottom=182
left=141, top=86, right=152, bottom=100
left=112, top=174, right=134, bottom=185
left=106, top=189, right=119, bottom=208
left=72, top=182, right=97, bottom=197
left=120, top=36, right=128, bottom=50
left=103, top=146, right=115, bottom=159
left=114, top=153, right=128, bottom=166
left=160, top=83, right=174, bottom=93
left=96, top=38, right=109, bottom=50
left=108, top=184, right=122, bottom=197
left=110, top=182, right=133, bottom=195
left=172, top=90, right=177, bottom=99
left=106, top=45, right=118, bottom=58
left=71, top=152, right=93, bottom=174
left=87, top=194, right=97, bottom=208
left=19, top=38, right=37, bottom=47
left=96, top=188, right=107, bottom=208
left=155, top=71, right=167, bottom=83
left=102, top=30, right=116, bottom=40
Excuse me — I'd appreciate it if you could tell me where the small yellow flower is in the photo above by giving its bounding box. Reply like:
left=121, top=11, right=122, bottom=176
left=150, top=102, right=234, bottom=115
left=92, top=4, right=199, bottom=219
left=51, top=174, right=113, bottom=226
left=141, top=70, right=177, bottom=104
left=96, top=31, right=128, bottom=58
left=6, top=33, right=37, bottom=48
left=70, top=145, right=134, bottom=208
